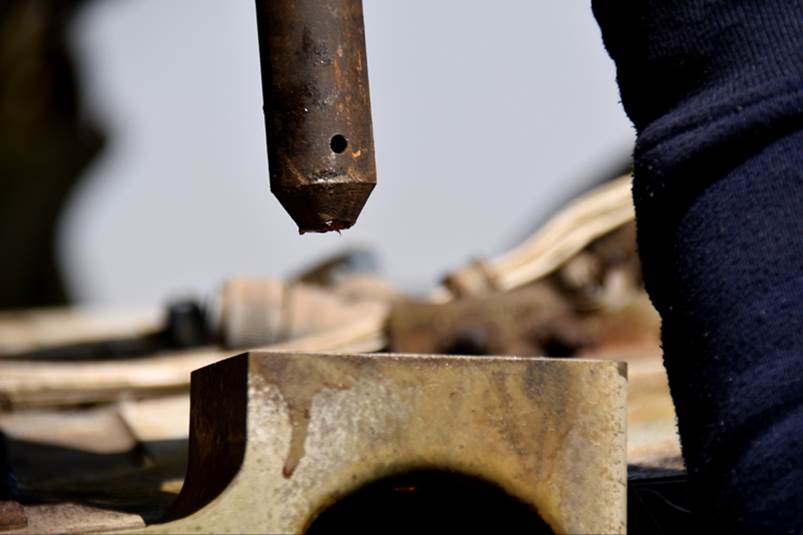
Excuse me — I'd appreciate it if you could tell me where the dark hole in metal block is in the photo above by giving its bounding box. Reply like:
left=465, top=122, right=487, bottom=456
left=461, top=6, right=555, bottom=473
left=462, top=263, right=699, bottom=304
left=306, top=469, right=555, bottom=533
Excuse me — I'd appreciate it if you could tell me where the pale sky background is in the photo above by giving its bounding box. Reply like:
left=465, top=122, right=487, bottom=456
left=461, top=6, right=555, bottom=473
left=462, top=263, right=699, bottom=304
left=61, top=0, right=634, bottom=306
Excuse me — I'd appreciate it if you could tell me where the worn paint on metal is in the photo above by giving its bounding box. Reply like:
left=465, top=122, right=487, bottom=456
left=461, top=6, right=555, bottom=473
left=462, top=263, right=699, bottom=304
left=144, top=352, right=627, bottom=534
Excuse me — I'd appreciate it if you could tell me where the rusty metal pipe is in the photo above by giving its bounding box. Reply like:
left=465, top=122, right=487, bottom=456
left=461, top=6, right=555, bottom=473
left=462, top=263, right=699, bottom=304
left=255, top=0, right=376, bottom=234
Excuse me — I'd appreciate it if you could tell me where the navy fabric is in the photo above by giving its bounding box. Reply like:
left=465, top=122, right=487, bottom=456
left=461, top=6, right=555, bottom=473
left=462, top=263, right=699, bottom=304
left=592, top=1, right=803, bottom=532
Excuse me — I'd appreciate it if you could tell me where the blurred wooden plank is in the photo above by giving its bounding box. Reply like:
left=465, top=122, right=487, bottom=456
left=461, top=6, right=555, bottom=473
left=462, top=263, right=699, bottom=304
left=0, top=307, right=160, bottom=356
left=0, top=407, right=136, bottom=455
left=0, top=308, right=388, bottom=411
left=0, top=349, right=226, bottom=410
left=10, top=503, right=143, bottom=534
left=0, top=501, right=27, bottom=531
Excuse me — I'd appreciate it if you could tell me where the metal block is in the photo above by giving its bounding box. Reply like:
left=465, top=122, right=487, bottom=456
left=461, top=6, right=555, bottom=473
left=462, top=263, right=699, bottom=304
left=145, top=352, right=627, bottom=534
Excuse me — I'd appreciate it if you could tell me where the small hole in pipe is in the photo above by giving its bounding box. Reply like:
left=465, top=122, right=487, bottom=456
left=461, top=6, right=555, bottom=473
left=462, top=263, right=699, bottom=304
left=330, top=134, right=348, bottom=154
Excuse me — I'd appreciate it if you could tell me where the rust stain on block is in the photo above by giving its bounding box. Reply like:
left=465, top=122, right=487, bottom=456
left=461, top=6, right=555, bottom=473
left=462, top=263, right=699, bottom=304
left=140, top=352, right=627, bottom=534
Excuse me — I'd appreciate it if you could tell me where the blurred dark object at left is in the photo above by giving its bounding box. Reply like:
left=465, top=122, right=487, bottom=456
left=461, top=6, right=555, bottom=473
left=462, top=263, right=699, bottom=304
left=0, top=0, right=103, bottom=310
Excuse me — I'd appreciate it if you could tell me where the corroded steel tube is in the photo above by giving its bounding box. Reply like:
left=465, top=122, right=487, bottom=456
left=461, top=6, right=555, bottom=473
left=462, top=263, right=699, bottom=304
left=255, top=0, right=376, bottom=234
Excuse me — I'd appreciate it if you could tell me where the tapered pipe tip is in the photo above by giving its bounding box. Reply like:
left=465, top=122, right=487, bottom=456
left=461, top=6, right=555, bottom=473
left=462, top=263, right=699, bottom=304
left=273, top=182, right=375, bottom=234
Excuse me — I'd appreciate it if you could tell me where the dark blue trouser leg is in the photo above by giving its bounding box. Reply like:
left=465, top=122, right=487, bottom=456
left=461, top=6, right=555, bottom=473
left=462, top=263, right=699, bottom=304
left=592, top=1, right=803, bottom=532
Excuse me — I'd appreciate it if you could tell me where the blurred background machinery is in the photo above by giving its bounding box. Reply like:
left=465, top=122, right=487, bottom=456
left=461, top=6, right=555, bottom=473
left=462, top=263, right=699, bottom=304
left=0, top=0, right=633, bottom=310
